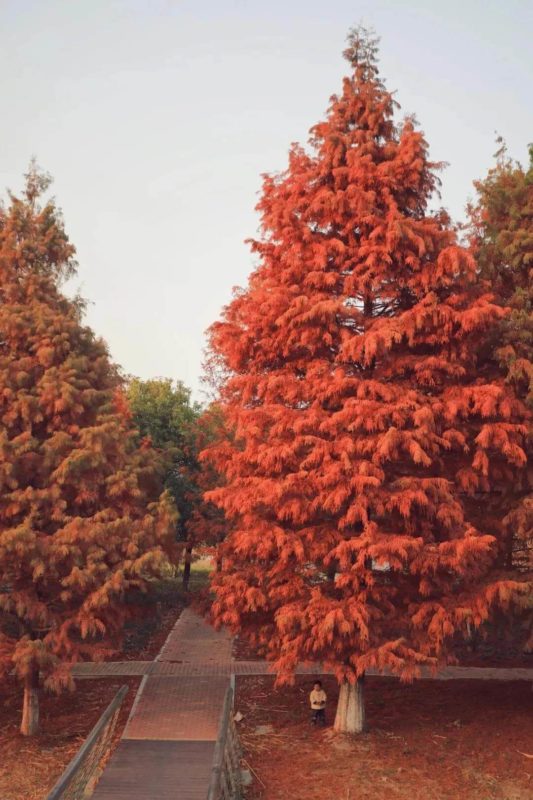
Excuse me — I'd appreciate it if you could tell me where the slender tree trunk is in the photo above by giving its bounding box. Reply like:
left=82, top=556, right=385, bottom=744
left=334, top=677, right=365, bottom=733
left=21, top=664, right=40, bottom=736
left=182, top=544, right=193, bottom=590
left=215, top=535, right=224, bottom=573
left=466, top=620, right=478, bottom=653
left=523, top=617, right=533, bottom=654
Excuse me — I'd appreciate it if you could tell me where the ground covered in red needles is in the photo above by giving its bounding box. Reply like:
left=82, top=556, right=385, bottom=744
left=235, top=675, right=533, bottom=800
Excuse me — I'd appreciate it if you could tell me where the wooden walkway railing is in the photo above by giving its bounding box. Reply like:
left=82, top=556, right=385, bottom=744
left=206, top=687, right=243, bottom=800
left=45, top=685, right=129, bottom=800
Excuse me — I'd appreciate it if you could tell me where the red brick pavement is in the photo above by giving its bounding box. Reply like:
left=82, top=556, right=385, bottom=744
left=157, top=608, right=233, bottom=664
left=121, top=609, right=233, bottom=741
left=124, top=676, right=229, bottom=740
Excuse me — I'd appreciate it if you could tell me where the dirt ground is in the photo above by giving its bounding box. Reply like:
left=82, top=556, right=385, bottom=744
left=235, top=675, right=533, bottom=800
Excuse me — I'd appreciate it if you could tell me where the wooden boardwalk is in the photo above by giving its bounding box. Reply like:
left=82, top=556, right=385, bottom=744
left=91, top=610, right=232, bottom=800
left=74, top=659, right=533, bottom=682
left=90, top=741, right=214, bottom=800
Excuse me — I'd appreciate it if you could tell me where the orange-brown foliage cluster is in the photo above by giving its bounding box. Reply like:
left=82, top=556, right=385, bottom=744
left=0, top=171, right=177, bottom=705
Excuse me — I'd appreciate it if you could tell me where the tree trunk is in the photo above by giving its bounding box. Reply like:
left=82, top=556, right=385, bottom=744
left=21, top=665, right=40, bottom=736
left=182, top=544, right=193, bottom=590
left=523, top=617, right=533, bottom=654
left=334, top=677, right=365, bottom=733
left=466, top=620, right=478, bottom=653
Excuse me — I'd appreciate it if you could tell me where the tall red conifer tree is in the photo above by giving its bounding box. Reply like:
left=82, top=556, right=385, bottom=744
left=0, top=170, right=176, bottom=735
left=204, top=30, right=529, bottom=731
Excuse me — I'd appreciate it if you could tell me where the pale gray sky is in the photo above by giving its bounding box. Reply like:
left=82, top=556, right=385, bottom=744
left=1, top=0, right=531, bottom=398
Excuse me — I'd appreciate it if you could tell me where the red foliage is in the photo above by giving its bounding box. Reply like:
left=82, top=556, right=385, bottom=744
left=204, top=30, right=530, bottom=683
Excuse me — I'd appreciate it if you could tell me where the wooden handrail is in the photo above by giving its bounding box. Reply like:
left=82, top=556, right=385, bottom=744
left=206, top=687, right=234, bottom=800
left=46, top=684, right=129, bottom=800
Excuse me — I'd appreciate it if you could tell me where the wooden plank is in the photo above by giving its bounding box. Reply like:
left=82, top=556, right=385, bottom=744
left=91, top=740, right=215, bottom=800
left=72, top=661, right=152, bottom=678
left=71, top=659, right=533, bottom=681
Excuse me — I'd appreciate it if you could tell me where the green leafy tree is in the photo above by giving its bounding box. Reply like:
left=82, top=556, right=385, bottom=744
left=127, top=378, right=202, bottom=586
left=127, top=378, right=200, bottom=513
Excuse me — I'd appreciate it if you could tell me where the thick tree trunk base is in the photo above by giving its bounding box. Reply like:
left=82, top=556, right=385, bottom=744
left=334, top=677, right=365, bottom=734
left=21, top=668, right=40, bottom=736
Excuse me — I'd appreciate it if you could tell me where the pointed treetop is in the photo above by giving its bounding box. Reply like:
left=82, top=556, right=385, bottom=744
left=23, top=158, right=53, bottom=206
left=2, top=160, right=77, bottom=286
left=343, top=25, right=380, bottom=78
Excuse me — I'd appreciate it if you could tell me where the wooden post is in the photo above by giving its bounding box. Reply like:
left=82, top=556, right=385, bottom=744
left=207, top=688, right=233, bottom=800
left=182, top=544, right=193, bottom=590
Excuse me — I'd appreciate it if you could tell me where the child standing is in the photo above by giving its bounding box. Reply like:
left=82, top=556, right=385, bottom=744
left=309, top=680, right=327, bottom=725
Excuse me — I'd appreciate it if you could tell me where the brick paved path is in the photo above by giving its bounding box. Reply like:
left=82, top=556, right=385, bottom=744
left=91, top=610, right=232, bottom=800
